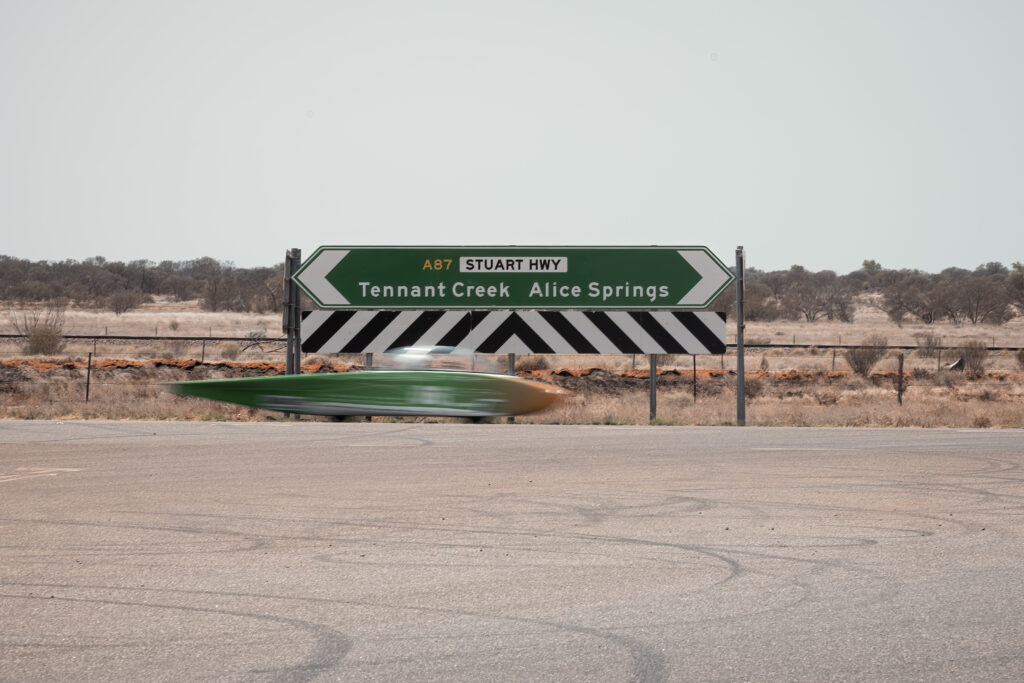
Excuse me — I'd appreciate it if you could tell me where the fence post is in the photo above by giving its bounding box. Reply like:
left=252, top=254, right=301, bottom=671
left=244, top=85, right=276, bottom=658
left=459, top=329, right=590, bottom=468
left=508, top=353, right=516, bottom=423
left=85, top=352, right=92, bottom=402
left=897, top=353, right=904, bottom=406
left=649, top=354, right=657, bottom=422
left=692, top=355, right=697, bottom=403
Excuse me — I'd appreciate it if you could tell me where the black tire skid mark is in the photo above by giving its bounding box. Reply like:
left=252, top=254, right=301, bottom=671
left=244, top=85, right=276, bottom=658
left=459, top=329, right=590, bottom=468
left=0, top=589, right=351, bottom=682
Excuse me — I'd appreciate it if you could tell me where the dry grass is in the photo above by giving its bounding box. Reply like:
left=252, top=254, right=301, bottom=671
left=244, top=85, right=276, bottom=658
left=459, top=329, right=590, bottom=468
left=2, top=298, right=1024, bottom=428
left=2, top=360, right=1022, bottom=427
left=521, top=372, right=1024, bottom=428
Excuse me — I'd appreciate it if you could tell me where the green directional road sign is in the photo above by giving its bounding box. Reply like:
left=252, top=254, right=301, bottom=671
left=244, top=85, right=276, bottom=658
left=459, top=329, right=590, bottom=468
left=293, top=246, right=734, bottom=310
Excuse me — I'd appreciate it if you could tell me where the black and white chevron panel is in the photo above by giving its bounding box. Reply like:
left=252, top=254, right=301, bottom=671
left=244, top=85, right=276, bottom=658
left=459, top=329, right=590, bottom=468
left=301, top=310, right=726, bottom=355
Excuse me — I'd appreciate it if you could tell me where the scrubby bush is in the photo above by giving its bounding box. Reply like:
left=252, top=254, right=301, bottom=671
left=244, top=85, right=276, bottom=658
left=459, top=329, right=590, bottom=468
left=7, top=302, right=66, bottom=355
left=516, top=355, right=549, bottom=372
left=107, top=289, right=149, bottom=315
left=742, top=376, right=763, bottom=399
left=958, top=340, right=988, bottom=378
left=24, top=325, right=65, bottom=355
left=219, top=342, right=240, bottom=360
left=845, top=335, right=887, bottom=377
left=914, top=333, right=942, bottom=358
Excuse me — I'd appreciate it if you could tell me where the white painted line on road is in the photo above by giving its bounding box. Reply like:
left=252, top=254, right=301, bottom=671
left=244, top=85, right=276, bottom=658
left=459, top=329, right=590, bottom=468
left=0, top=467, right=81, bottom=483
left=753, top=448, right=869, bottom=452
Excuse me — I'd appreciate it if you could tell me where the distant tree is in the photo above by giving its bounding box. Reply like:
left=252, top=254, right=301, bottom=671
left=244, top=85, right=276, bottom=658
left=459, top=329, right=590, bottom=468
left=904, top=273, right=944, bottom=324
left=856, top=259, right=884, bottom=291
left=878, top=271, right=916, bottom=326
left=107, top=289, right=150, bottom=315
left=1007, top=263, right=1024, bottom=314
left=815, top=271, right=855, bottom=322
left=780, top=266, right=827, bottom=322
left=935, top=268, right=971, bottom=325
left=961, top=265, right=1011, bottom=325
left=759, top=270, right=788, bottom=300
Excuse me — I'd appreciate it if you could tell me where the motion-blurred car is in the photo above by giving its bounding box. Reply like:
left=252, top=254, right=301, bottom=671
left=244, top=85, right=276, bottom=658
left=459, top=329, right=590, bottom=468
left=165, top=346, right=567, bottom=419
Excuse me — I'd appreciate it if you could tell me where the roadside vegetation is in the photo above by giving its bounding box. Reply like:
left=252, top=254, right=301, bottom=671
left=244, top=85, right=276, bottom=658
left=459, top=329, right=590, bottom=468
left=1, top=256, right=1023, bottom=428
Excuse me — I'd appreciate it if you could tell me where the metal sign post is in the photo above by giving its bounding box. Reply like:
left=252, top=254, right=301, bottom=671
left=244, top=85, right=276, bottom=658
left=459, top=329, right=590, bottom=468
left=735, top=246, right=746, bottom=426
left=283, top=248, right=302, bottom=376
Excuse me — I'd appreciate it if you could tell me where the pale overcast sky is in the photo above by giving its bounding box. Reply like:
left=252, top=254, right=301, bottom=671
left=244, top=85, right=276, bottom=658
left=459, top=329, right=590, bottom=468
left=2, top=1, right=1022, bottom=273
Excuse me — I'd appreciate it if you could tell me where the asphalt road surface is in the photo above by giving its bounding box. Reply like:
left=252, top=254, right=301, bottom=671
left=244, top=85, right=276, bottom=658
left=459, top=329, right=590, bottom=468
left=2, top=421, right=1023, bottom=682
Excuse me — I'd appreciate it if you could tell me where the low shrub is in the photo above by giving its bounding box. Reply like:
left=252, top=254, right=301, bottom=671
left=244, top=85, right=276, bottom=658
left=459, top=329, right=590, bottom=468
left=815, top=390, right=839, bottom=406
left=958, top=340, right=988, bottom=378
left=219, top=342, right=241, bottom=360
left=516, top=355, right=549, bottom=372
left=911, top=367, right=932, bottom=381
left=977, top=388, right=998, bottom=402
left=24, top=325, right=66, bottom=355
left=845, top=335, right=887, bottom=377
left=914, top=333, right=942, bottom=358
left=743, top=376, right=763, bottom=399
left=8, top=301, right=67, bottom=355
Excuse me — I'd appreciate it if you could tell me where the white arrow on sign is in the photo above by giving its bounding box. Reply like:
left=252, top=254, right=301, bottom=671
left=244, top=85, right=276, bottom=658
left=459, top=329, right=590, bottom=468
left=296, top=249, right=349, bottom=306
left=676, top=249, right=732, bottom=306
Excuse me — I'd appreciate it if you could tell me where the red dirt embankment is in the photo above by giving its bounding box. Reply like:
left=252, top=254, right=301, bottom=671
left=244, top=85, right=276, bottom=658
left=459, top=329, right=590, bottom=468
left=4, top=358, right=1021, bottom=394
left=2, top=358, right=355, bottom=374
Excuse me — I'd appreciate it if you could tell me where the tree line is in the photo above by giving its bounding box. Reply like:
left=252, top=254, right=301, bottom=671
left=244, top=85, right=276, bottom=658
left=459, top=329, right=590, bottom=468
left=0, top=255, right=284, bottom=313
left=2, top=254, right=1023, bottom=325
left=713, top=260, right=1024, bottom=326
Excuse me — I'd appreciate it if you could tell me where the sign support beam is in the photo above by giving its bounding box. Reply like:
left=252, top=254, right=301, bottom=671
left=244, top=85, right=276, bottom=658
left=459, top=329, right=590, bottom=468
left=283, top=248, right=302, bottom=376
left=736, top=246, right=746, bottom=427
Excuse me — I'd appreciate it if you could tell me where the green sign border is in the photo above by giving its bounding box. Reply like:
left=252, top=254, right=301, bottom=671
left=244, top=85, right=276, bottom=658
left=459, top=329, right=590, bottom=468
left=293, top=245, right=735, bottom=311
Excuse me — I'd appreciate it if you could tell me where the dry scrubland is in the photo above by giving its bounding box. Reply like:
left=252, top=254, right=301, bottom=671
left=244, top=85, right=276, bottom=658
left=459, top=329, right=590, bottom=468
left=2, top=298, right=1024, bottom=428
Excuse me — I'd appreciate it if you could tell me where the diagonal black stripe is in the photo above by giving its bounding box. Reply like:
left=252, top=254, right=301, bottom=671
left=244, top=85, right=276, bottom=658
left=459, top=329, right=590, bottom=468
left=539, top=311, right=598, bottom=353
left=340, top=311, right=402, bottom=353
left=387, top=311, right=446, bottom=350
left=437, top=312, right=479, bottom=348
left=584, top=312, right=643, bottom=354
left=672, top=312, right=726, bottom=354
left=302, top=311, right=355, bottom=353
left=629, top=312, right=685, bottom=354
left=477, top=314, right=555, bottom=354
